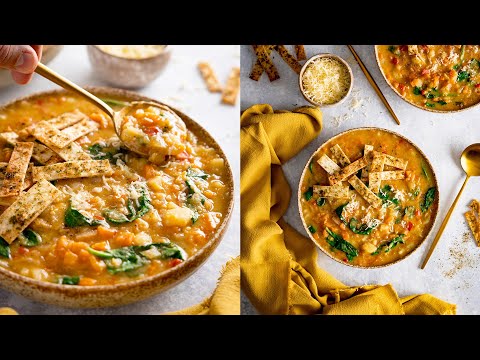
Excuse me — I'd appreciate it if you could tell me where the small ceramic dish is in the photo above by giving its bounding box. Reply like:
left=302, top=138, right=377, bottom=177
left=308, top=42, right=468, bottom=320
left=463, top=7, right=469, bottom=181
left=299, top=53, right=354, bottom=108
left=87, top=45, right=172, bottom=88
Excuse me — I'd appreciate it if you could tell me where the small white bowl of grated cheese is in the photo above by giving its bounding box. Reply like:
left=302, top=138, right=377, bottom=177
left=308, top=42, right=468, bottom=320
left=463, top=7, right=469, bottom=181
left=299, top=53, right=353, bottom=107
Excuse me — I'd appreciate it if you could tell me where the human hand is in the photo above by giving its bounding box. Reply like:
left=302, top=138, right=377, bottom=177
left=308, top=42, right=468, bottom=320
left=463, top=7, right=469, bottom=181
left=0, top=45, right=43, bottom=85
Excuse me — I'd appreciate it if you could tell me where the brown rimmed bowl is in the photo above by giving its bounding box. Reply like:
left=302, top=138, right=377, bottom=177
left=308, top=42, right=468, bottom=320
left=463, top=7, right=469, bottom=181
left=374, top=45, right=480, bottom=113
left=297, top=127, right=439, bottom=268
left=0, top=87, right=234, bottom=307
left=299, top=53, right=354, bottom=108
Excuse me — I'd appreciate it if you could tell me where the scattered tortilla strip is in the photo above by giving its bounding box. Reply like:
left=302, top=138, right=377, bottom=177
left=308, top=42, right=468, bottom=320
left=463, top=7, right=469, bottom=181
left=368, top=153, right=385, bottom=193
left=0, top=196, right=17, bottom=207
left=33, top=159, right=113, bottom=182
left=361, top=145, right=374, bottom=182
left=328, top=157, right=368, bottom=185
left=0, top=132, right=18, bottom=145
left=198, top=62, right=222, bottom=92
left=318, top=154, right=341, bottom=175
left=369, top=171, right=406, bottom=182
left=249, top=45, right=274, bottom=81
left=295, top=45, right=306, bottom=61
left=274, top=45, right=303, bottom=74
left=29, top=121, right=73, bottom=149
left=0, top=179, right=61, bottom=244
left=313, top=183, right=350, bottom=199
left=0, top=142, right=34, bottom=197
left=330, top=144, right=351, bottom=167
left=373, top=151, right=408, bottom=170
left=49, top=141, right=91, bottom=161
left=32, top=143, right=62, bottom=165
left=348, top=176, right=382, bottom=209
left=470, top=199, right=480, bottom=215
left=221, top=67, right=240, bottom=105
left=60, top=119, right=98, bottom=142
left=465, top=210, right=480, bottom=246
left=253, top=45, right=279, bottom=82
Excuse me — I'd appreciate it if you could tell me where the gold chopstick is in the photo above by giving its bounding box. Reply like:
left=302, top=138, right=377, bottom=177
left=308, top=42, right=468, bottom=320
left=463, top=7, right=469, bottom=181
left=347, top=45, right=401, bottom=126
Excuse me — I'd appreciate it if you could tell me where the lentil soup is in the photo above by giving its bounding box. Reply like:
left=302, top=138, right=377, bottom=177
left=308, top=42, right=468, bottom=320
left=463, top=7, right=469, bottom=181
left=0, top=90, right=232, bottom=286
left=376, top=45, right=480, bottom=111
left=299, top=128, right=438, bottom=267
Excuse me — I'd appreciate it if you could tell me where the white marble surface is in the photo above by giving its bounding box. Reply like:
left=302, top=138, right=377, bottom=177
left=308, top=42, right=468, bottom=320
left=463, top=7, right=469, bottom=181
left=241, top=45, right=480, bottom=315
left=0, top=45, right=240, bottom=314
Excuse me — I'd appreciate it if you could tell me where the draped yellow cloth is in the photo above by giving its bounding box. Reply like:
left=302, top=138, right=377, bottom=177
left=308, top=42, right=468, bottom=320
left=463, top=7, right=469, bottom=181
left=167, top=256, right=240, bottom=315
left=240, top=104, right=456, bottom=315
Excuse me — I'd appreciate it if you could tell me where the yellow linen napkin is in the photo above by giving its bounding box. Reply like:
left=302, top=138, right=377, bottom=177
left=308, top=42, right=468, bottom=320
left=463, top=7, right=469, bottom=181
left=240, top=104, right=456, bottom=315
left=167, top=256, right=240, bottom=315
left=0, top=307, right=18, bottom=315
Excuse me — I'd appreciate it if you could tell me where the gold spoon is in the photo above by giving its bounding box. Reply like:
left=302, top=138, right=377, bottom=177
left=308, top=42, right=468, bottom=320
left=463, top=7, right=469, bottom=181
left=421, top=143, right=480, bottom=269
left=34, top=62, right=157, bottom=156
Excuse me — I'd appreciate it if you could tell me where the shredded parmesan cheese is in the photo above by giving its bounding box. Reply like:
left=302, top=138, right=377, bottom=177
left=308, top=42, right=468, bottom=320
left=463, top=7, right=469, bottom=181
left=96, top=45, right=166, bottom=59
left=301, top=57, right=351, bottom=105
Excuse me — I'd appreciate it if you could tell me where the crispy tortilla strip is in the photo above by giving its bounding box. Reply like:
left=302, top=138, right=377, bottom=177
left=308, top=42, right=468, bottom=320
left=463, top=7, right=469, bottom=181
left=348, top=176, right=382, bottom=208
left=328, top=157, right=368, bottom=185
left=295, top=45, right=306, bottom=61
left=198, top=62, right=222, bottom=92
left=249, top=45, right=274, bottom=81
left=330, top=144, right=351, bottom=167
left=253, top=45, right=280, bottom=82
left=49, top=141, right=91, bottom=161
left=60, top=119, right=98, bottom=142
left=0, top=142, right=34, bottom=197
left=1, top=163, right=34, bottom=190
left=361, top=145, right=374, bottom=182
left=465, top=210, right=480, bottom=246
left=373, top=151, right=408, bottom=170
left=369, top=171, right=406, bottom=182
left=313, top=183, right=351, bottom=199
left=318, top=154, right=341, bottom=175
left=221, top=67, right=240, bottom=105
left=0, top=179, right=61, bottom=244
left=29, top=121, right=73, bottom=149
left=0, top=195, right=17, bottom=207
left=33, top=159, right=113, bottom=182
left=47, top=110, right=87, bottom=130
left=274, top=45, right=303, bottom=74
left=0, top=132, right=18, bottom=145
left=368, top=153, right=385, bottom=193
left=470, top=199, right=480, bottom=215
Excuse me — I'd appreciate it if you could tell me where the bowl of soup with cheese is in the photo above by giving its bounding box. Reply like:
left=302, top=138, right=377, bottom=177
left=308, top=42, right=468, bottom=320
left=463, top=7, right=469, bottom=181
left=376, top=45, right=480, bottom=112
left=0, top=87, right=234, bottom=307
left=298, top=128, right=438, bottom=268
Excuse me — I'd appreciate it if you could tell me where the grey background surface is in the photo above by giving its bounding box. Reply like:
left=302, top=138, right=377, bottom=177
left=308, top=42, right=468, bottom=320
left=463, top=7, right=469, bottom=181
left=241, top=45, right=480, bottom=315
left=0, top=45, right=240, bottom=314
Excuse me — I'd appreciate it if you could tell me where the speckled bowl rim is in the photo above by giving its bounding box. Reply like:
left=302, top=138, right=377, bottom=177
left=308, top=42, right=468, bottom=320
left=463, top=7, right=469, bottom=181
left=299, top=53, right=354, bottom=108
left=374, top=45, right=480, bottom=113
left=297, top=127, right=439, bottom=269
left=91, top=45, right=169, bottom=62
left=0, top=86, right=234, bottom=296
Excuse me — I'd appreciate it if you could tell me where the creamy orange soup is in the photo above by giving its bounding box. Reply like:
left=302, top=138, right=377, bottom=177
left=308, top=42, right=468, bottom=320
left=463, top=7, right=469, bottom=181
left=377, top=45, right=480, bottom=111
left=0, top=93, right=230, bottom=285
left=300, top=129, right=438, bottom=267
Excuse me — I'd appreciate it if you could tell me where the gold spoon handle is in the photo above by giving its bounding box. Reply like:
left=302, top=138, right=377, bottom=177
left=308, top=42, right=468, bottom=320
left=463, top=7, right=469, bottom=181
left=35, top=62, right=114, bottom=118
left=421, top=175, right=470, bottom=269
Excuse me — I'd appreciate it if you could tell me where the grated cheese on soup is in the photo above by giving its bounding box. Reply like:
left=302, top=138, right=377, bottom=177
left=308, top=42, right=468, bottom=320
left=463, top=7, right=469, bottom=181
left=301, top=57, right=351, bottom=105
left=96, top=45, right=166, bottom=59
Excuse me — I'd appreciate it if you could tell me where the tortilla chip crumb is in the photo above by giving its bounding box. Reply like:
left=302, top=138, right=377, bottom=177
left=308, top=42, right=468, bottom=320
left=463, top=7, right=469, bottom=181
left=221, top=67, right=240, bottom=105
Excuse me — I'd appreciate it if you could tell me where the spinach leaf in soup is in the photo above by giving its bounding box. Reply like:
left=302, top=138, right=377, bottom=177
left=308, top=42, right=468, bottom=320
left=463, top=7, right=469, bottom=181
left=65, top=202, right=105, bottom=228
left=335, top=203, right=377, bottom=235
left=88, top=143, right=124, bottom=164
left=304, top=187, right=314, bottom=201
left=372, top=234, right=405, bottom=255
left=0, top=238, right=10, bottom=259
left=59, top=276, right=80, bottom=285
left=308, top=225, right=316, bottom=234
left=186, top=167, right=209, bottom=180
left=317, top=197, right=326, bottom=206
left=88, top=242, right=186, bottom=275
left=309, top=160, right=314, bottom=173
left=413, top=86, right=422, bottom=96
left=421, top=187, right=436, bottom=213
left=457, top=70, right=471, bottom=82
left=325, top=228, right=358, bottom=261
left=104, top=183, right=152, bottom=224
left=378, top=185, right=400, bottom=207
left=18, top=229, right=42, bottom=247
